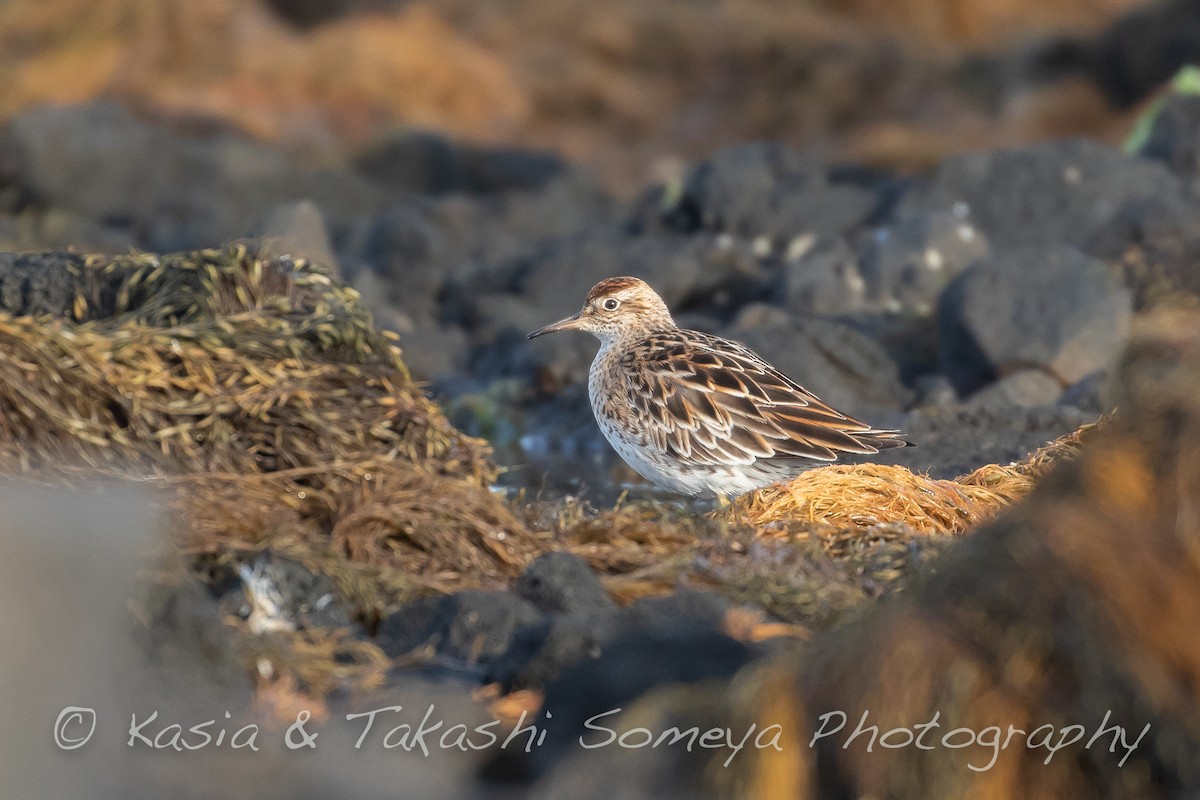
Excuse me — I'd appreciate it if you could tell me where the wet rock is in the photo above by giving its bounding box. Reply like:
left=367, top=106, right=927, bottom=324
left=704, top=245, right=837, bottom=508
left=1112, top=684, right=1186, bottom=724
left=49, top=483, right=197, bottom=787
left=215, top=552, right=355, bottom=633
left=516, top=553, right=614, bottom=614
left=653, top=142, right=880, bottom=243
left=730, top=309, right=913, bottom=416
left=376, top=590, right=544, bottom=667
left=966, top=368, right=1063, bottom=408
left=896, top=139, right=1184, bottom=251
left=938, top=245, right=1132, bottom=394
left=860, top=209, right=989, bottom=314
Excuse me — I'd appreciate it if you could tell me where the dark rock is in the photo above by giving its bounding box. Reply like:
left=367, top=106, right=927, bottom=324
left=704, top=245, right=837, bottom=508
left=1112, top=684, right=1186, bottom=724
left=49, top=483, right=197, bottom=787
left=938, top=245, right=1132, bottom=394
left=966, top=369, right=1063, bottom=409
left=487, top=609, right=625, bottom=691
left=0, top=208, right=134, bottom=254
left=490, top=588, right=742, bottom=694
left=859, top=210, right=989, bottom=314
left=1060, top=369, right=1110, bottom=413
left=513, top=232, right=764, bottom=329
left=216, top=552, right=355, bottom=632
left=1080, top=166, right=1200, bottom=306
left=896, top=139, right=1185, bottom=252
left=376, top=590, right=543, bottom=667
left=625, top=590, right=729, bottom=629
left=396, top=325, right=470, bottom=382
left=516, top=553, right=614, bottom=614
left=135, top=575, right=255, bottom=706
left=484, top=626, right=755, bottom=782
left=779, top=237, right=867, bottom=316
left=878, top=402, right=1094, bottom=480
left=730, top=309, right=913, bottom=416
left=653, top=142, right=880, bottom=242
left=262, top=0, right=402, bottom=29
left=257, top=200, right=338, bottom=274
left=354, top=130, right=567, bottom=195
left=912, top=373, right=958, bottom=407
left=1085, top=0, right=1200, bottom=107
left=360, top=203, right=447, bottom=327
left=1139, top=95, right=1200, bottom=179
left=0, top=251, right=87, bottom=317
left=0, top=101, right=382, bottom=252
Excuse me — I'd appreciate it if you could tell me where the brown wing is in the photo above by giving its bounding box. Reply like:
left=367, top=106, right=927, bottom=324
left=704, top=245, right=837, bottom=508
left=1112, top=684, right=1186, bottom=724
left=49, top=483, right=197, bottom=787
left=619, top=330, right=908, bottom=467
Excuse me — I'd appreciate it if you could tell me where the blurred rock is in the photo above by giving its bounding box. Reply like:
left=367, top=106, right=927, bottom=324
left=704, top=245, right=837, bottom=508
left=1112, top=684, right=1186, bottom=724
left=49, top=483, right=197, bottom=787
left=625, top=589, right=729, bottom=629
left=257, top=200, right=338, bottom=274
left=396, top=325, right=470, bottom=382
left=490, top=588, right=741, bottom=693
left=262, top=0, right=402, bottom=29
left=731, top=310, right=914, bottom=416
left=652, top=142, right=881, bottom=243
left=0, top=208, right=134, bottom=254
left=1060, top=368, right=1110, bottom=413
left=360, top=203, right=446, bottom=327
left=897, top=139, right=1184, bottom=251
left=779, top=238, right=867, bottom=316
left=376, top=589, right=544, bottom=668
left=1138, top=95, right=1200, bottom=179
left=516, top=552, right=614, bottom=614
left=215, top=551, right=355, bottom=633
left=913, top=373, right=958, bottom=407
left=938, top=244, right=1132, bottom=394
left=355, top=130, right=567, bottom=195
left=487, top=609, right=624, bottom=691
left=0, top=102, right=382, bottom=252
left=860, top=209, right=989, bottom=314
left=513, top=232, right=763, bottom=328
left=884, top=402, right=1093, bottom=479
left=966, top=368, right=1063, bottom=408
left=486, top=626, right=755, bottom=782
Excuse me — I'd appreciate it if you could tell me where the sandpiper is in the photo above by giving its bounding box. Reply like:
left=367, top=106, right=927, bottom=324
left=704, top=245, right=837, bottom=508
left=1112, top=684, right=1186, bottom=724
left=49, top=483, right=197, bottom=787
left=527, top=277, right=910, bottom=496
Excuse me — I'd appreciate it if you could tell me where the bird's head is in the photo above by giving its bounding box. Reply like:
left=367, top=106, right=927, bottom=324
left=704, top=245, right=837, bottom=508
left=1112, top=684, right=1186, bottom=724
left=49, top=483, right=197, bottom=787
left=527, top=277, right=676, bottom=344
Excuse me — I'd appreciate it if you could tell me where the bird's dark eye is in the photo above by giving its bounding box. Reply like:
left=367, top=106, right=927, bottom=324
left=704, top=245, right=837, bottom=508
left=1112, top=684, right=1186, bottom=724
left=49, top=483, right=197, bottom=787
left=602, top=298, right=620, bottom=311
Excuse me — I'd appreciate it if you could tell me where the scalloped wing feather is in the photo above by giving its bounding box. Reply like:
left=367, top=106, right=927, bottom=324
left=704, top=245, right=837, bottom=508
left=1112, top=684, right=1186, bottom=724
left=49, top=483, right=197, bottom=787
left=616, top=329, right=907, bottom=468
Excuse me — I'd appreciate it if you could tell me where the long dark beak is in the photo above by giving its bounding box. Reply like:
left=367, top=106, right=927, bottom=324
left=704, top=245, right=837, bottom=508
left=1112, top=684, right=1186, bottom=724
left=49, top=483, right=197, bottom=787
left=527, top=312, right=584, bottom=339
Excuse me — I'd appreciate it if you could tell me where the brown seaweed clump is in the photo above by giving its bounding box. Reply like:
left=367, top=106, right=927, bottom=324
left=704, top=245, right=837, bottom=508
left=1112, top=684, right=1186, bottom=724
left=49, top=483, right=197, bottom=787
left=733, top=422, right=1096, bottom=534
left=0, top=247, right=543, bottom=609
